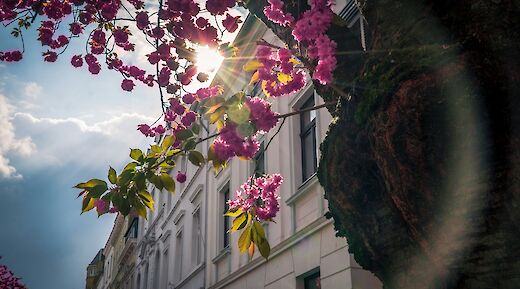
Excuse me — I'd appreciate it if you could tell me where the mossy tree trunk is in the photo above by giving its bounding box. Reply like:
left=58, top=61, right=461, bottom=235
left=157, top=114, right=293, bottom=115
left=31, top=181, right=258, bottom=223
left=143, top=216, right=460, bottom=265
left=246, top=1, right=520, bottom=288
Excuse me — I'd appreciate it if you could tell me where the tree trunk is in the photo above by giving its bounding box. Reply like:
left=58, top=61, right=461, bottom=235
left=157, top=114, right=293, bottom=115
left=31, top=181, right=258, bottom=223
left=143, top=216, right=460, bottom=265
left=246, top=1, right=520, bottom=288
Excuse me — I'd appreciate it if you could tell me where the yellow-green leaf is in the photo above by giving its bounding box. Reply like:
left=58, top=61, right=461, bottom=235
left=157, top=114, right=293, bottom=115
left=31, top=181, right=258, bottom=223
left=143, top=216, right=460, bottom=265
left=81, top=196, right=96, bottom=213
left=138, top=191, right=154, bottom=209
left=231, top=213, right=248, bottom=232
left=130, top=148, right=143, bottom=161
left=161, top=173, right=176, bottom=193
left=277, top=72, right=292, bottom=84
left=250, top=71, right=260, bottom=84
left=238, top=225, right=252, bottom=254
left=108, top=167, right=117, bottom=184
left=224, top=208, right=243, bottom=217
left=243, top=60, right=263, bottom=72
left=261, top=80, right=272, bottom=97
left=161, top=135, right=175, bottom=151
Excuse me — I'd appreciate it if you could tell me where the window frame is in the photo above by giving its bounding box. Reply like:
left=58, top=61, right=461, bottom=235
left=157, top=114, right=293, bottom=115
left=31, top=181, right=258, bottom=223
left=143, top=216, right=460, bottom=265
left=299, top=95, right=318, bottom=182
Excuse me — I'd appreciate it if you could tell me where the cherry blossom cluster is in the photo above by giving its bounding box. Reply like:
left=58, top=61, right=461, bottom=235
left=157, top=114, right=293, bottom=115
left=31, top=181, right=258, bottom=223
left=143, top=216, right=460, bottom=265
left=213, top=124, right=260, bottom=161
left=256, top=46, right=307, bottom=97
left=0, top=51, right=23, bottom=62
left=95, top=199, right=119, bottom=215
left=263, top=0, right=295, bottom=26
left=262, top=0, right=337, bottom=85
left=211, top=96, right=278, bottom=162
left=228, top=174, right=283, bottom=221
left=0, top=259, right=27, bottom=289
left=246, top=97, right=279, bottom=133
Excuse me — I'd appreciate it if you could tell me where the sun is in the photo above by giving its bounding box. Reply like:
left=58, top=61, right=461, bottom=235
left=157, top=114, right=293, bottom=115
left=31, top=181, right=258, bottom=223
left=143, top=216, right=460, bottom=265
left=195, top=46, right=225, bottom=73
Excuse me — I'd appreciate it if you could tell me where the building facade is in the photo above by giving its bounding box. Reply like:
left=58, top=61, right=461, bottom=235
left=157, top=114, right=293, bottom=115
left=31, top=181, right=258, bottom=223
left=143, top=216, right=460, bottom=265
left=86, top=249, right=104, bottom=289
left=89, top=2, right=381, bottom=289
left=95, top=214, right=139, bottom=289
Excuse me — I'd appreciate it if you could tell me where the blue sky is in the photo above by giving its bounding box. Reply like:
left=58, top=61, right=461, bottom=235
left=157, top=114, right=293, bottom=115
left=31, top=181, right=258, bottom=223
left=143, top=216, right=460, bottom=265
left=0, top=22, right=161, bottom=289
left=0, top=5, right=244, bottom=286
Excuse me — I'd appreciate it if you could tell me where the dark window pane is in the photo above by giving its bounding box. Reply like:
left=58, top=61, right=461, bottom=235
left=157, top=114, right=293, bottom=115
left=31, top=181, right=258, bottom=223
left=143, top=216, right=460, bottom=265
left=300, top=94, right=317, bottom=182
left=254, top=142, right=265, bottom=176
left=223, top=188, right=230, bottom=248
left=304, top=272, right=321, bottom=289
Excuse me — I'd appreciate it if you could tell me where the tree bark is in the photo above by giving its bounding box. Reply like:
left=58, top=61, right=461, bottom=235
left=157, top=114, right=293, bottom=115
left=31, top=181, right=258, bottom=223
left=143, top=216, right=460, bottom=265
left=246, top=1, right=520, bottom=288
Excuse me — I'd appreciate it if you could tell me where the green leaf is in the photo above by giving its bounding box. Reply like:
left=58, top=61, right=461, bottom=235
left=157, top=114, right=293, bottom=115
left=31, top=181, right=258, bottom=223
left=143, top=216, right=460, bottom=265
left=134, top=201, right=148, bottom=219
left=130, top=148, right=143, bottom=161
left=81, top=195, right=96, bottom=213
left=75, top=179, right=107, bottom=189
left=227, top=104, right=250, bottom=124
left=191, top=123, right=201, bottom=135
left=118, top=170, right=135, bottom=187
left=208, top=107, right=226, bottom=124
left=188, top=150, right=205, bottom=167
left=138, top=191, right=154, bottom=209
left=176, top=129, right=194, bottom=141
left=123, top=162, right=138, bottom=172
left=231, top=213, right=248, bottom=232
left=224, top=208, right=243, bottom=217
left=75, top=179, right=108, bottom=198
left=237, top=123, right=256, bottom=138
left=150, top=174, right=164, bottom=191
left=134, top=172, right=146, bottom=191
left=118, top=197, right=131, bottom=216
left=150, top=144, right=162, bottom=154
left=183, top=139, right=197, bottom=151
left=238, top=225, right=252, bottom=254
left=161, top=135, right=175, bottom=151
left=108, top=167, right=117, bottom=184
left=226, top=92, right=245, bottom=106
left=252, top=221, right=270, bottom=259
left=161, top=173, right=176, bottom=193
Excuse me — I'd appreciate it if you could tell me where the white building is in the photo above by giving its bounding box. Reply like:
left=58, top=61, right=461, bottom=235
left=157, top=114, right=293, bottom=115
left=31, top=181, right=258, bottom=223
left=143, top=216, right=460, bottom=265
left=203, top=13, right=381, bottom=289
left=96, top=2, right=382, bottom=289
left=134, top=132, right=209, bottom=289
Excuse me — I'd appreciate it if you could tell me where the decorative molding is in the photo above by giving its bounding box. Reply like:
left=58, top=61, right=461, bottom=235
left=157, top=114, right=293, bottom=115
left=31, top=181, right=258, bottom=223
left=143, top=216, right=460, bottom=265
left=161, top=229, right=171, bottom=243
left=173, top=263, right=205, bottom=289
left=181, top=166, right=203, bottom=199
left=285, top=173, right=319, bottom=205
left=161, top=198, right=181, bottom=230
left=173, top=210, right=185, bottom=225
left=211, top=246, right=230, bottom=264
left=189, top=184, right=204, bottom=203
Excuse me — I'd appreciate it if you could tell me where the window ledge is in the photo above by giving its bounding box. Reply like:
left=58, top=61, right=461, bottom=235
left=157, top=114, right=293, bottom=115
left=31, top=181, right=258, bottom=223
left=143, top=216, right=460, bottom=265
left=212, top=246, right=231, bottom=264
left=286, top=173, right=318, bottom=205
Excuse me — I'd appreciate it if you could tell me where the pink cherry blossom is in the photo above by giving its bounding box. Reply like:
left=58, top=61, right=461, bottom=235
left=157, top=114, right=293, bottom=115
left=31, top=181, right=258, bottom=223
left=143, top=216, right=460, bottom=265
left=176, top=171, right=187, bottom=183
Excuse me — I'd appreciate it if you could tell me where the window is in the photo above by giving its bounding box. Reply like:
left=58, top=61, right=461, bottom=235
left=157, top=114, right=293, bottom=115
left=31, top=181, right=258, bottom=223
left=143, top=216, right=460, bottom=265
left=175, top=231, right=184, bottom=282
left=192, top=208, right=202, bottom=266
left=300, top=96, right=317, bottom=181
left=162, top=249, right=169, bottom=289
left=252, top=142, right=265, bottom=177
left=304, top=271, right=321, bottom=289
left=153, top=251, right=161, bottom=289
left=125, top=217, right=139, bottom=240
left=222, top=186, right=230, bottom=249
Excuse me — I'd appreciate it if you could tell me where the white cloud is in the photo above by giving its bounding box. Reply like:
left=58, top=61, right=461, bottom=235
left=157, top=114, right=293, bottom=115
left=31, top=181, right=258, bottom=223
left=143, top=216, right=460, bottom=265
left=11, top=111, right=156, bottom=170
left=15, top=112, right=155, bottom=135
left=24, top=82, right=43, bottom=98
left=0, top=94, right=36, bottom=179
